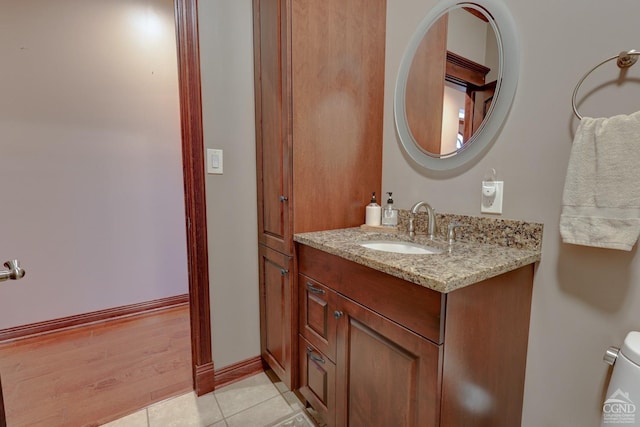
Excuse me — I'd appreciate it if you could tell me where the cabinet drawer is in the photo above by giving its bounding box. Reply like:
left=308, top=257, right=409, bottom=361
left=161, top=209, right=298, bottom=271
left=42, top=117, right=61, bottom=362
left=298, top=244, right=445, bottom=344
left=299, top=274, right=337, bottom=362
left=299, top=336, right=335, bottom=426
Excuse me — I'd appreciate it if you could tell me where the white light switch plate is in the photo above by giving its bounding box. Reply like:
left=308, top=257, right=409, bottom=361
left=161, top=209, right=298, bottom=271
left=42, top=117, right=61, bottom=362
left=207, top=149, right=223, bottom=175
left=481, top=181, right=503, bottom=214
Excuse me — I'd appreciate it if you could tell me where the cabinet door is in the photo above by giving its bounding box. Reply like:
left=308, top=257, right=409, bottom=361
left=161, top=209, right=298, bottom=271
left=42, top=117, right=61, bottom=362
left=258, top=245, right=295, bottom=388
left=253, top=0, right=292, bottom=255
left=299, top=274, right=337, bottom=362
left=289, top=0, right=385, bottom=233
left=335, top=296, right=442, bottom=427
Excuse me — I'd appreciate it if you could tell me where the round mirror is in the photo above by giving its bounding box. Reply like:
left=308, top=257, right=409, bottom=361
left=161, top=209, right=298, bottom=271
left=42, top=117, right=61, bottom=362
left=394, top=0, right=520, bottom=171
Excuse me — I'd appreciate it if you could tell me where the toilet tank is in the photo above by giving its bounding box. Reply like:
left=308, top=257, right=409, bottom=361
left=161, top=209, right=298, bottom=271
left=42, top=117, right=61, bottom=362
left=601, top=331, right=640, bottom=426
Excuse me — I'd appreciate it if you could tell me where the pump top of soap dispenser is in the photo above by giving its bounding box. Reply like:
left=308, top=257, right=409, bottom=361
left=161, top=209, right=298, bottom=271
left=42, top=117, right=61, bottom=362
left=386, top=192, right=394, bottom=206
left=370, top=192, right=377, bottom=204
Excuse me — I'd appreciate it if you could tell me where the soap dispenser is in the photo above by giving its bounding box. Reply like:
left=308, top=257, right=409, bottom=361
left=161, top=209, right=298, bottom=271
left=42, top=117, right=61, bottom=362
left=365, top=192, right=382, bottom=226
left=381, top=192, right=398, bottom=227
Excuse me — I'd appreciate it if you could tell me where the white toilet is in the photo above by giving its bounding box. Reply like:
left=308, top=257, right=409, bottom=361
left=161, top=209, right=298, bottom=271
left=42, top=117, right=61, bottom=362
left=601, top=331, right=640, bottom=426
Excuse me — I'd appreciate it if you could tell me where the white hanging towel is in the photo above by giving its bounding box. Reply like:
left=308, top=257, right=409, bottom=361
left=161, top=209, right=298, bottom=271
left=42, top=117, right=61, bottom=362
left=560, top=111, right=640, bottom=250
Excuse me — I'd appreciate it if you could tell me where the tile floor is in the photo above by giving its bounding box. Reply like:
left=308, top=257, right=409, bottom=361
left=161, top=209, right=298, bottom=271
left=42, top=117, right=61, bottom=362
left=101, top=372, right=316, bottom=427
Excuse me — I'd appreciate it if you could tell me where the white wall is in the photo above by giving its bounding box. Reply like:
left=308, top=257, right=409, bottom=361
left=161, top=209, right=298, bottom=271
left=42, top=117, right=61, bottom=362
left=198, top=0, right=260, bottom=369
left=0, top=0, right=188, bottom=329
left=386, top=1, right=640, bottom=426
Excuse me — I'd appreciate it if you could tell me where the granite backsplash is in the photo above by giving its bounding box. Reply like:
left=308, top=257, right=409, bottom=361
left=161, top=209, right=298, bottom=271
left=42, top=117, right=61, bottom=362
left=396, top=210, right=543, bottom=252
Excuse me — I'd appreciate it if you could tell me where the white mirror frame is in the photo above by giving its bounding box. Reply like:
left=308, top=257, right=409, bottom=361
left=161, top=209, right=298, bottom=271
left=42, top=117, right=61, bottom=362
left=394, top=0, right=520, bottom=172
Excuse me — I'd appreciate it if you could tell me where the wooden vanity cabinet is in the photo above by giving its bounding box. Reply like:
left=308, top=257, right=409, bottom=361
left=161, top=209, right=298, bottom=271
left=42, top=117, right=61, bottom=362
left=298, top=273, right=441, bottom=427
left=297, top=244, right=535, bottom=427
left=253, top=0, right=385, bottom=388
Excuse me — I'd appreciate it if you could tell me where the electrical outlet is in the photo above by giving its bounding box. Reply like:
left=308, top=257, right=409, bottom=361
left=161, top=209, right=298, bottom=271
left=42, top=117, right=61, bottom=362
left=481, top=181, right=503, bottom=214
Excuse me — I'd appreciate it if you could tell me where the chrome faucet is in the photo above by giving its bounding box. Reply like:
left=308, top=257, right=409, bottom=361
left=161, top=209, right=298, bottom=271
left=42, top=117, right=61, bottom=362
left=408, top=201, right=436, bottom=239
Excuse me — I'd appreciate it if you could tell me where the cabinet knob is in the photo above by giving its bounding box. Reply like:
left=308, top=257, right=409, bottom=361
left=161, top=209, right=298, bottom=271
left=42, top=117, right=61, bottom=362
left=334, top=310, right=344, bottom=319
left=280, top=269, right=289, bottom=276
left=279, top=195, right=288, bottom=202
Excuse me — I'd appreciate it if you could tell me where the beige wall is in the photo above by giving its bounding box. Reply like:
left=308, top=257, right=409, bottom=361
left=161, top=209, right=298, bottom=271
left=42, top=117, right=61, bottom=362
left=198, top=0, right=260, bottom=369
left=386, top=1, right=640, bottom=426
left=200, top=0, right=640, bottom=424
left=0, top=0, right=188, bottom=329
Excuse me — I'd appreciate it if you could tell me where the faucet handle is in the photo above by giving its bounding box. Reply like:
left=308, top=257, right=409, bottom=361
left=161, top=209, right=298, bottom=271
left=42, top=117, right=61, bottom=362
left=408, top=216, right=416, bottom=237
left=447, top=222, right=467, bottom=244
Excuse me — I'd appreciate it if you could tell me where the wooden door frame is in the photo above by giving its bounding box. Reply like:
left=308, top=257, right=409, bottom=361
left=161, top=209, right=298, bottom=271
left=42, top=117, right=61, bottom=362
left=174, top=0, right=214, bottom=395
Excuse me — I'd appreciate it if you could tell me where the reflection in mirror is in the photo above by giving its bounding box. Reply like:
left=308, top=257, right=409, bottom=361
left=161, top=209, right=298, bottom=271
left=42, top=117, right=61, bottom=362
left=406, top=6, right=499, bottom=157
left=394, top=0, right=519, bottom=171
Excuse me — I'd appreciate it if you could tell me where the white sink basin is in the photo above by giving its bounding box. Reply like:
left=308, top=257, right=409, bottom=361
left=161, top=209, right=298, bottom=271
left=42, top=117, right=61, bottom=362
left=358, top=240, right=443, bottom=255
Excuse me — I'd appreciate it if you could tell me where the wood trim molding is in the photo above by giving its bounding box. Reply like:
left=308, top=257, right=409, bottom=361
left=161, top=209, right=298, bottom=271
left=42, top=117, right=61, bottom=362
left=446, top=50, right=490, bottom=87
left=463, top=7, right=489, bottom=22
left=0, top=295, right=189, bottom=343
left=214, top=356, right=264, bottom=389
left=195, top=362, right=216, bottom=396
left=174, top=0, right=214, bottom=396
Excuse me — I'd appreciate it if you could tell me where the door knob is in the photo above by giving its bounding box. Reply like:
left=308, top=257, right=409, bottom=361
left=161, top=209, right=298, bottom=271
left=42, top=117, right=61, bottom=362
left=0, top=259, right=25, bottom=282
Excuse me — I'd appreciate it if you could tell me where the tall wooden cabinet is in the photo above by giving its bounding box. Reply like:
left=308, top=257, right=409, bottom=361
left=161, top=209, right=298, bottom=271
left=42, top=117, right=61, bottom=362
left=253, top=0, right=386, bottom=388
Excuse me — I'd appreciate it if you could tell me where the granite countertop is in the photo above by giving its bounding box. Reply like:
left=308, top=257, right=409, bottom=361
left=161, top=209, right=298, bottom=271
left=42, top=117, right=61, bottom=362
left=294, top=218, right=542, bottom=293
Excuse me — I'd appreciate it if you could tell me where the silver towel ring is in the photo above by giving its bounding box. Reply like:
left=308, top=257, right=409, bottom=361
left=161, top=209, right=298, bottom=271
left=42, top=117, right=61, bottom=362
left=572, top=50, right=640, bottom=120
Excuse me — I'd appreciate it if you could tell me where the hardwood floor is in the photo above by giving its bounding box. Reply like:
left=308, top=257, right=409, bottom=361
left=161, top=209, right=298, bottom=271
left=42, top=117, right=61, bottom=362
left=0, top=304, right=192, bottom=427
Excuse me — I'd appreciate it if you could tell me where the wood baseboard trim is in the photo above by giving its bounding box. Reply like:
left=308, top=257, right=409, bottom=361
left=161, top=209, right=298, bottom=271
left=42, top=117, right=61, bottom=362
left=0, top=294, right=189, bottom=343
left=214, top=356, right=264, bottom=390
left=194, top=362, right=216, bottom=396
